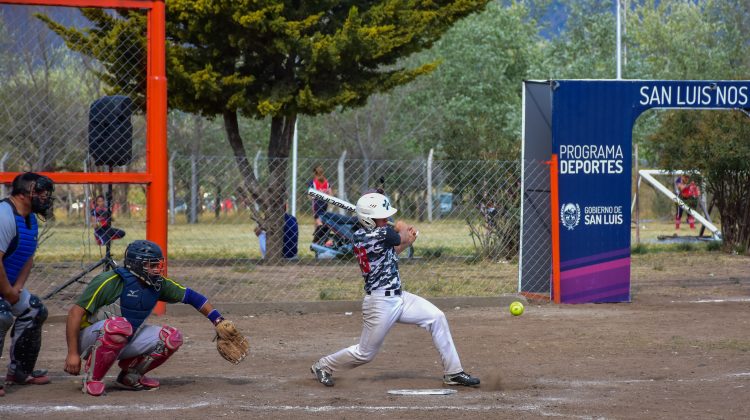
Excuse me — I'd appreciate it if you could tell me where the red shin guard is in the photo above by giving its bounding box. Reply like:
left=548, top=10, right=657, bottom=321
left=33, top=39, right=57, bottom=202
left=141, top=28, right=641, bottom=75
left=117, top=325, right=182, bottom=390
left=83, top=317, right=133, bottom=396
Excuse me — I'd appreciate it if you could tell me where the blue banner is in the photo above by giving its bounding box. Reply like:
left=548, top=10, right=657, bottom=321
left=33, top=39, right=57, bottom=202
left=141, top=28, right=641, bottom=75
left=551, top=80, right=749, bottom=303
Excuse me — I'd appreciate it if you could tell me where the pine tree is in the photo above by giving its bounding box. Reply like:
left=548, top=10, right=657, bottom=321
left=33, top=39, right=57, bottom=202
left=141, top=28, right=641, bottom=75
left=40, top=0, right=489, bottom=260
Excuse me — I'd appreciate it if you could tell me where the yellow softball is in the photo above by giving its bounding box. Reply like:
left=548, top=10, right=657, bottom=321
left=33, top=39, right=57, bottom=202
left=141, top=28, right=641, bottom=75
left=509, top=301, right=524, bottom=316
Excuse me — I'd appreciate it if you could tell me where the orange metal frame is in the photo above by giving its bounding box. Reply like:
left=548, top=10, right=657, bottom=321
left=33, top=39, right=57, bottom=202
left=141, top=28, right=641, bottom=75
left=547, top=154, right=561, bottom=304
left=0, top=0, right=168, bottom=313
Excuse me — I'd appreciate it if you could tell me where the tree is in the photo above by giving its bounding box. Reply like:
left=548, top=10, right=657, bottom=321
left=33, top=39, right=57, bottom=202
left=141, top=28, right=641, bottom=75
left=297, top=2, right=542, bottom=164
left=41, top=0, right=489, bottom=261
left=539, top=0, right=618, bottom=80
left=404, top=1, right=542, bottom=160
left=634, top=0, right=750, bottom=253
left=650, top=110, right=750, bottom=253
left=1, top=11, right=102, bottom=173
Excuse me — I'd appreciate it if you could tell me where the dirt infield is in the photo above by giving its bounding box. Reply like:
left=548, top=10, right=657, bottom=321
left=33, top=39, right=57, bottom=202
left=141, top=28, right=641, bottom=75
left=1, top=252, right=749, bottom=419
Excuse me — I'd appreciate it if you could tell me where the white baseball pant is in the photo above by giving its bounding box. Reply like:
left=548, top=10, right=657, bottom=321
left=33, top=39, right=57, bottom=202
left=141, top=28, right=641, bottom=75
left=79, top=320, right=164, bottom=359
left=319, top=291, right=463, bottom=375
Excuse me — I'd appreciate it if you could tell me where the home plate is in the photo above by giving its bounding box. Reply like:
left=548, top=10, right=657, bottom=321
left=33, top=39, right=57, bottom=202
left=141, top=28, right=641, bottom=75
left=387, top=389, right=457, bottom=396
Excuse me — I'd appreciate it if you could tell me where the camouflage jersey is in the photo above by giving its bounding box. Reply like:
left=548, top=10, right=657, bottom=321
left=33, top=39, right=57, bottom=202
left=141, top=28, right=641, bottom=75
left=352, top=225, right=401, bottom=292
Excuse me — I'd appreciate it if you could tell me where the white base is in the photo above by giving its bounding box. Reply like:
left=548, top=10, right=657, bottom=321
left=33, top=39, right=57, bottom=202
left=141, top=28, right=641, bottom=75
left=387, top=389, right=457, bottom=396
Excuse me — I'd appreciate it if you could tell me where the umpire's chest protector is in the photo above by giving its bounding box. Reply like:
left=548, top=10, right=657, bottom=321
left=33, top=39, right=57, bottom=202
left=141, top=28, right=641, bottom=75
left=2, top=202, right=38, bottom=286
left=114, top=268, right=160, bottom=333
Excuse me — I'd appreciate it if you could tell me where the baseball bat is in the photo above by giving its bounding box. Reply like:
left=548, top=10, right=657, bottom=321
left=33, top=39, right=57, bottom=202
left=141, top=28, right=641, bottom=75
left=307, top=188, right=356, bottom=213
left=306, top=188, right=418, bottom=236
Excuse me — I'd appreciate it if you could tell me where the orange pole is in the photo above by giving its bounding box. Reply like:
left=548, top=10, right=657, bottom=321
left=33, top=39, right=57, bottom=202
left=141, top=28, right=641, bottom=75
left=146, top=1, right=168, bottom=315
left=0, top=172, right=150, bottom=184
left=548, top=154, right=561, bottom=303
left=0, top=0, right=169, bottom=312
left=0, top=0, right=155, bottom=8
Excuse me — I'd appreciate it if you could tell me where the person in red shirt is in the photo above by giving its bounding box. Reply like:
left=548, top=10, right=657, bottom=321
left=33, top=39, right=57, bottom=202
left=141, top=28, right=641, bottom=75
left=675, top=176, right=700, bottom=230
left=308, top=165, right=332, bottom=244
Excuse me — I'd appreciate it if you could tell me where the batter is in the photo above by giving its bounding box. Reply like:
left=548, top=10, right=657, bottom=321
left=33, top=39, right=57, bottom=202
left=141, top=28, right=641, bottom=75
left=311, top=192, right=480, bottom=387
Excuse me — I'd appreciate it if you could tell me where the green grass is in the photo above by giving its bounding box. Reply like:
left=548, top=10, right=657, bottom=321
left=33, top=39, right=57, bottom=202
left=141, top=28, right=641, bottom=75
left=36, top=216, right=479, bottom=262
left=37, top=214, right=726, bottom=263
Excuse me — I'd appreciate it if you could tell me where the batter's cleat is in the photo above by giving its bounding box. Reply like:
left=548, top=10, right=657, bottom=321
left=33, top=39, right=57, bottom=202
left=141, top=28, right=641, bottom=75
left=84, top=380, right=106, bottom=396
left=311, top=362, right=334, bottom=387
left=115, top=371, right=160, bottom=391
left=443, top=371, right=480, bottom=387
left=6, top=370, right=50, bottom=385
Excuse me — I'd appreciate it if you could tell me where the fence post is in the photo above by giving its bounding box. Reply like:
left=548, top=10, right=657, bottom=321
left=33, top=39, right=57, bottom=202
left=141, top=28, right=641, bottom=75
left=291, top=120, right=298, bottom=217
left=338, top=150, right=347, bottom=215
left=548, top=154, right=561, bottom=304
left=189, top=154, right=198, bottom=224
left=169, top=152, right=176, bottom=224
left=0, top=153, right=8, bottom=197
left=253, top=151, right=261, bottom=213
left=426, top=148, right=433, bottom=222
left=634, top=144, right=640, bottom=245
left=83, top=159, right=91, bottom=230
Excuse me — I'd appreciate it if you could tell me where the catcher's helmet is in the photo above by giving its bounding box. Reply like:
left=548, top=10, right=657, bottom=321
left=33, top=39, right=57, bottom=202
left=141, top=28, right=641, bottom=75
left=356, top=193, right=397, bottom=229
left=11, top=173, right=55, bottom=219
left=124, top=240, right=165, bottom=289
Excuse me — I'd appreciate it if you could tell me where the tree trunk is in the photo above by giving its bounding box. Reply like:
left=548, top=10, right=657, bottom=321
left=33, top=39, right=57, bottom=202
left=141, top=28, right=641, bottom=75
left=264, top=114, right=296, bottom=263
left=711, top=170, right=750, bottom=254
left=222, top=110, right=262, bottom=224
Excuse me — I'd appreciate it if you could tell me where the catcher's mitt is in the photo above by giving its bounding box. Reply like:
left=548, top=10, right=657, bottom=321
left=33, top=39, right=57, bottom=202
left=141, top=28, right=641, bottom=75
left=214, top=319, right=249, bottom=364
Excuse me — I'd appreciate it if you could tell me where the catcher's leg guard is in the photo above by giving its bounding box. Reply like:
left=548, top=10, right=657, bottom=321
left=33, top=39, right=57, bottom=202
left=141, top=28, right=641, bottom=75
left=117, top=325, right=182, bottom=390
left=83, top=317, right=133, bottom=396
left=7, top=294, right=49, bottom=385
left=0, top=300, right=11, bottom=396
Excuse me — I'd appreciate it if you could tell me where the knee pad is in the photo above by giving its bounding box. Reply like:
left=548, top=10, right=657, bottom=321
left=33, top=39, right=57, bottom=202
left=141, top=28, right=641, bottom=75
left=0, top=300, right=12, bottom=332
left=102, top=316, right=134, bottom=337
left=85, top=317, right=133, bottom=382
left=28, top=295, right=48, bottom=324
left=159, top=325, right=183, bottom=352
left=0, top=300, right=12, bottom=356
left=119, top=325, right=182, bottom=376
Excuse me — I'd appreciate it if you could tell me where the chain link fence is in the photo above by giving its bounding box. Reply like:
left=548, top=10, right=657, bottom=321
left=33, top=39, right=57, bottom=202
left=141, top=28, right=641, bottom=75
left=0, top=5, right=147, bottom=174
left=25, top=155, right=552, bottom=312
left=0, top=5, right=552, bottom=313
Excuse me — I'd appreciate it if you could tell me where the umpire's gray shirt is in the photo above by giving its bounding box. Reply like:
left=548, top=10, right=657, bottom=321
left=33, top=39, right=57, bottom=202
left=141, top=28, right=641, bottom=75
left=0, top=201, right=16, bottom=254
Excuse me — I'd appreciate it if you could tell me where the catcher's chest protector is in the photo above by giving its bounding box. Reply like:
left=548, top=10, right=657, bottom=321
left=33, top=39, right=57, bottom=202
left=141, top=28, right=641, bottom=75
left=2, top=200, right=38, bottom=286
left=114, top=268, right=159, bottom=333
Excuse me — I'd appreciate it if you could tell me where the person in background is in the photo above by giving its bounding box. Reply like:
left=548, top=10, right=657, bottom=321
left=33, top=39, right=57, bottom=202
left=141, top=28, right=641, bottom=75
left=675, top=175, right=700, bottom=230
left=674, top=175, right=685, bottom=229
left=91, top=195, right=126, bottom=245
left=254, top=203, right=298, bottom=259
left=308, top=165, right=331, bottom=244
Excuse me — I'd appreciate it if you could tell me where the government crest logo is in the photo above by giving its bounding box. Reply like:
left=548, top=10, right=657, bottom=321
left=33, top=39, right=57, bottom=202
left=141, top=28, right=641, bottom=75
left=560, top=203, right=580, bottom=231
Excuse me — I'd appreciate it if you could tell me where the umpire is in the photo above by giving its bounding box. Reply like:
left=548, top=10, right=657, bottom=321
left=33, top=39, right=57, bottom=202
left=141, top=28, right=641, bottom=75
left=0, top=172, right=55, bottom=396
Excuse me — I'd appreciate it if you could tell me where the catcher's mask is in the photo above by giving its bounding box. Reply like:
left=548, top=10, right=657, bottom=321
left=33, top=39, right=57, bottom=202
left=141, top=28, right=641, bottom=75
left=11, top=173, right=55, bottom=220
left=356, top=193, right=397, bottom=229
left=124, top=240, right=165, bottom=290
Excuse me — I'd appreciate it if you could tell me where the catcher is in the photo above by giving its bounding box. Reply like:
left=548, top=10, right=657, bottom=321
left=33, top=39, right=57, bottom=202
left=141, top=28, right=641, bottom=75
left=64, top=240, right=249, bottom=396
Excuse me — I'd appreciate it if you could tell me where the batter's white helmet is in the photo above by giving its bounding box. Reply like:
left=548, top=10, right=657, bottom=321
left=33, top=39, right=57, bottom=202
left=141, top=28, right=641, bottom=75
left=356, top=193, right=397, bottom=229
